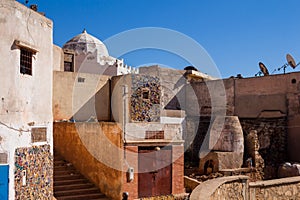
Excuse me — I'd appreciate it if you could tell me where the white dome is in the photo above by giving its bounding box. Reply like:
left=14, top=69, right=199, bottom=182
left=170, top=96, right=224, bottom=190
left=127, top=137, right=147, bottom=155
left=63, top=29, right=109, bottom=57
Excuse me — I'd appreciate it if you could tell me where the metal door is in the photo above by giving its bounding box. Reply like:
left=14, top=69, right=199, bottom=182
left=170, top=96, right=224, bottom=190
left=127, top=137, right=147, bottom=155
left=0, top=165, right=9, bottom=200
left=138, top=147, right=172, bottom=198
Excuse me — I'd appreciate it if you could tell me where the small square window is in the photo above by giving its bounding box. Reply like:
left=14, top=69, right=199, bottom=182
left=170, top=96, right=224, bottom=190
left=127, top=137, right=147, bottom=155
left=64, top=52, right=75, bottom=72
left=20, top=48, right=33, bottom=75
left=78, top=77, right=85, bottom=83
left=142, top=89, right=150, bottom=100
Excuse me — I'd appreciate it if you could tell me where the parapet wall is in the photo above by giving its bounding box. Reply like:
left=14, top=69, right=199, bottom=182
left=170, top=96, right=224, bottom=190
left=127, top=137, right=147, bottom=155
left=190, top=176, right=249, bottom=200
left=53, top=122, right=123, bottom=200
left=190, top=176, right=300, bottom=200
left=249, top=176, right=300, bottom=199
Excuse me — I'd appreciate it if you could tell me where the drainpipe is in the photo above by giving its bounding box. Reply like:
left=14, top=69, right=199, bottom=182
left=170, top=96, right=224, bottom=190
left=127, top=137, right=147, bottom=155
left=122, top=84, right=128, bottom=144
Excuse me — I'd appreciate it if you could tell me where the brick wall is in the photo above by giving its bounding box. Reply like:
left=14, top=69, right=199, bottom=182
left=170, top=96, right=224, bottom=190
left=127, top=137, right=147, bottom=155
left=172, top=145, right=185, bottom=194
left=123, top=146, right=139, bottom=200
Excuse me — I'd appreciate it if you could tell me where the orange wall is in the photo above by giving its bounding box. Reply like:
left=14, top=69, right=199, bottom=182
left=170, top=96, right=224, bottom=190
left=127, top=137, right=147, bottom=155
left=54, top=122, right=123, bottom=200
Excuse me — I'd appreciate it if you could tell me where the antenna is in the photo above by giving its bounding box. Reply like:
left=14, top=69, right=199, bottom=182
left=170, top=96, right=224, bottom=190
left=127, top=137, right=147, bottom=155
left=256, top=62, right=269, bottom=76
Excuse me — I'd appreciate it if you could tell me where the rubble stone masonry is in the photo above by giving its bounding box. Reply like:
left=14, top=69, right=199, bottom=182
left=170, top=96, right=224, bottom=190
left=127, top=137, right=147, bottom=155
left=240, top=118, right=287, bottom=179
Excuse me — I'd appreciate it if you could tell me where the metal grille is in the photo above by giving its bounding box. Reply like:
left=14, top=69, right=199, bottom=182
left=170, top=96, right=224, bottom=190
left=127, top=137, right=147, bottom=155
left=20, top=48, right=33, bottom=75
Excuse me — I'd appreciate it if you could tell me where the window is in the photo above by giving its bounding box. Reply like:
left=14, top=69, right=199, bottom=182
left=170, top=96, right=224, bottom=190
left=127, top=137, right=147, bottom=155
left=20, top=48, right=33, bottom=75
left=142, top=88, right=150, bottom=100
left=64, top=51, right=75, bottom=72
left=78, top=77, right=85, bottom=83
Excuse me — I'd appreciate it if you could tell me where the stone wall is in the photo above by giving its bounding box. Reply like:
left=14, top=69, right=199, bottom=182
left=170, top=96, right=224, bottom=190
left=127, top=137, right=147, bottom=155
left=210, top=181, right=245, bottom=200
left=130, top=75, right=161, bottom=122
left=249, top=176, right=300, bottom=200
left=190, top=176, right=249, bottom=200
left=240, top=118, right=287, bottom=179
left=14, top=145, right=53, bottom=200
left=190, top=175, right=300, bottom=200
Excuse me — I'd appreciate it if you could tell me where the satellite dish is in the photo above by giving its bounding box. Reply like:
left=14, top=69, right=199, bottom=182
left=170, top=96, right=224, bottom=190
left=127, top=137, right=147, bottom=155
left=259, top=62, right=269, bottom=76
left=286, top=54, right=297, bottom=69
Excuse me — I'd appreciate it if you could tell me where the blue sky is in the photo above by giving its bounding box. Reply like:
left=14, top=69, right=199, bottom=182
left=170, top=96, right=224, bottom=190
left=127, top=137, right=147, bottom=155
left=18, top=0, right=300, bottom=78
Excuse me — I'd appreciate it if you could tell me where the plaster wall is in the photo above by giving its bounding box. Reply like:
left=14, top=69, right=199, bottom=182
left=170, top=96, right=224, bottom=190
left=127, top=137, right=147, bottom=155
left=53, top=122, right=123, bottom=200
left=53, top=71, right=110, bottom=121
left=234, top=73, right=300, bottom=118
left=0, top=1, right=53, bottom=199
left=188, top=79, right=234, bottom=116
left=52, top=44, right=64, bottom=71
left=74, top=52, right=118, bottom=75
left=125, top=123, right=183, bottom=141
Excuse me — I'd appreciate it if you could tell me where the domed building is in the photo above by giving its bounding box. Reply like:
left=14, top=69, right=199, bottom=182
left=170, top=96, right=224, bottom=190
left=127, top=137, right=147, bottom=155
left=63, top=29, right=109, bottom=57
left=62, top=29, right=138, bottom=75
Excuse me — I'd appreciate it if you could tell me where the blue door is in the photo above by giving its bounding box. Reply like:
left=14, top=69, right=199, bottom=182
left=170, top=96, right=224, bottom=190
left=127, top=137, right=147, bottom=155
left=0, top=165, right=9, bottom=200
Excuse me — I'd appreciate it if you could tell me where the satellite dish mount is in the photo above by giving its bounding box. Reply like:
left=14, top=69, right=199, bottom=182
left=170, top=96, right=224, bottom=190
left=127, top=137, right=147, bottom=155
left=272, top=54, right=299, bottom=74
left=255, top=62, right=269, bottom=76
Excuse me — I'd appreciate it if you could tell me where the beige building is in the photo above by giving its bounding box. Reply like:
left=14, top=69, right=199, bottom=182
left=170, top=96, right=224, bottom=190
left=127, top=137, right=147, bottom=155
left=0, top=1, right=53, bottom=199
left=2, top=1, right=300, bottom=200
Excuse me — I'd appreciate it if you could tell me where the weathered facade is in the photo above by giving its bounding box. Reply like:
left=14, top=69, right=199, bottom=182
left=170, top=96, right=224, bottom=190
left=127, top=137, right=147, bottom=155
left=52, top=35, right=187, bottom=199
left=186, top=72, right=300, bottom=179
left=0, top=1, right=53, bottom=199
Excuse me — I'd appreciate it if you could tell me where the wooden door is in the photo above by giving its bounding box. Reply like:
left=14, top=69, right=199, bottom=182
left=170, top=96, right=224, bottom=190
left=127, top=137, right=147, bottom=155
left=138, top=147, right=172, bottom=198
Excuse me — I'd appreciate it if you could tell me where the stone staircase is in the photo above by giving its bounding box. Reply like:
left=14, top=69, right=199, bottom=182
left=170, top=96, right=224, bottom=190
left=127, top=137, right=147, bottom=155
left=54, top=153, right=110, bottom=200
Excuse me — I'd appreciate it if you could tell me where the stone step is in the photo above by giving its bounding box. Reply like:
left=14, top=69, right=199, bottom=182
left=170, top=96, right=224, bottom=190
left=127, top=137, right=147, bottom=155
left=55, top=193, right=107, bottom=200
left=54, top=174, right=83, bottom=181
left=54, top=183, right=94, bottom=191
left=54, top=165, right=76, bottom=171
left=54, top=178, right=89, bottom=186
left=54, top=152, right=109, bottom=199
left=55, top=187, right=101, bottom=197
left=54, top=169, right=79, bottom=176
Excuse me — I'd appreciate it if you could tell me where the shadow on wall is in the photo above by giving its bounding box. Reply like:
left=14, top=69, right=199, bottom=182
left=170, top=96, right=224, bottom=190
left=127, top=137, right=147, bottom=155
left=72, top=81, right=111, bottom=122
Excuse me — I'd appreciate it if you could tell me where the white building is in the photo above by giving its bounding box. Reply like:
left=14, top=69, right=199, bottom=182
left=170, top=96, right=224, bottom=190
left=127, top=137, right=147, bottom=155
left=0, top=1, right=53, bottom=199
left=62, top=29, right=138, bottom=76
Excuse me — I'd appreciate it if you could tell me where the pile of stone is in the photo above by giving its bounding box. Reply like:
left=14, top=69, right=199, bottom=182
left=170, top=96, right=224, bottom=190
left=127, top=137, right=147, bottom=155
left=188, top=172, right=224, bottom=182
left=278, top=162, right=300, bottom=178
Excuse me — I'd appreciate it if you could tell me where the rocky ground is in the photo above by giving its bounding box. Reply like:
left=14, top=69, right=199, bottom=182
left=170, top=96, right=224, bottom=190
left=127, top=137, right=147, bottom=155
left=184, top=167, right=224, bottom=182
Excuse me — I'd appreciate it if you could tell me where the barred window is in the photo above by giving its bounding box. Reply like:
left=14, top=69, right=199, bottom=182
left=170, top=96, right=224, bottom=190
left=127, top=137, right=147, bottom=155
left=20, top=48, right=33, bottom=75
left=64, top=51, right=74, bottom=72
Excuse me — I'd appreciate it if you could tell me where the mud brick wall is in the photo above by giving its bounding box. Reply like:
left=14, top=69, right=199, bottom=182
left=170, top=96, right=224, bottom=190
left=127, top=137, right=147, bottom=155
left=131, top=75, right=161, bottom=122
left=240, top=118, right=287, bottom=179
left=188, top=79, right=234, bottom=117
left=14, top=145, right=53, bottom=200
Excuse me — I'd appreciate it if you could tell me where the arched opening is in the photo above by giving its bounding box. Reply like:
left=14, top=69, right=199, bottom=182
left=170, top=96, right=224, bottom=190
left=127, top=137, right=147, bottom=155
left=204, top=160, right=214, bottom=175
